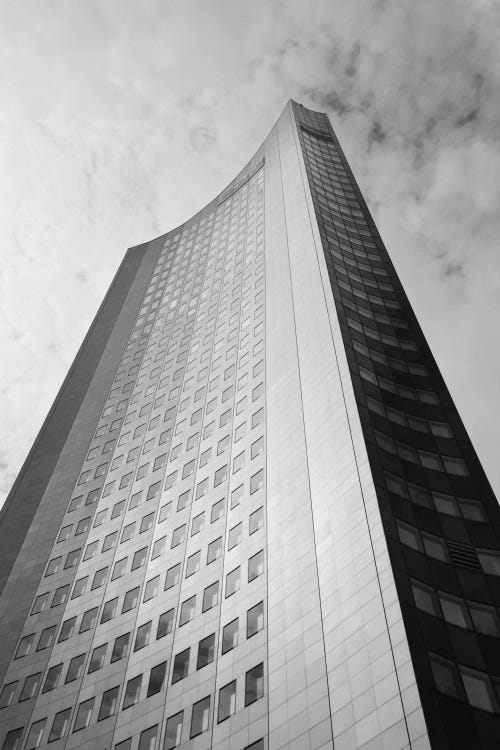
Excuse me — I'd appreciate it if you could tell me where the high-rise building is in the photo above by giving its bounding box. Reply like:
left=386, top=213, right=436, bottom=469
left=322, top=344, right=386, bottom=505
left=1, top=100, right=499, bottom=750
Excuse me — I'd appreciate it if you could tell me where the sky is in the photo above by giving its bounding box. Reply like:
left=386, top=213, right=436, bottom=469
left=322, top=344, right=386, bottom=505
left=1, top=0, right=500, bottom=507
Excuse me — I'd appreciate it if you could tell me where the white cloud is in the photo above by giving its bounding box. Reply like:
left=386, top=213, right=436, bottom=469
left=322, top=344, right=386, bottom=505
left=1, top=0, right=499, bottom=504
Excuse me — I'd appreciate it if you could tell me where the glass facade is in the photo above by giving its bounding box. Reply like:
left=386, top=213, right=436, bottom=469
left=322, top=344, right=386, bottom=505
left=0, top=101, right=499, bottom=750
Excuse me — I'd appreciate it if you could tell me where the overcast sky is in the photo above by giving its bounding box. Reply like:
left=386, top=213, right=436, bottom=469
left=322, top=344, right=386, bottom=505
left=1, top=0, right=500, bottom=507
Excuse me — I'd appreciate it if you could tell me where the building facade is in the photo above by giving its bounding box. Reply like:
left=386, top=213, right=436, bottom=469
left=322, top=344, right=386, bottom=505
left=1, top=101, right=500, bottom=750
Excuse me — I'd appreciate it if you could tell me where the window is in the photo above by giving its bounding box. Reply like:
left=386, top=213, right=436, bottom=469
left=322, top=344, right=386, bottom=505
left=172, top=648, right=190, bottom=683
left=245, top=663, right=264, bottom=705
left=42, top=663, right=62, bottom=693
left=122, top=587, right=140, bottom=612
left=132, top=547, right=148, bottom=570
left=45, top=556, right=61, bottom=576
left=73, top=698, right=94, bottom=732
left=112, top=557, right=127, bottom=580
left=25, top=718, right=46, bottom=749
left=2, top=729, right=23, bottom=750
left=196, top=478, right=208, bottom=500
left=458, top=499, right=486, bottom=522
left=51, top=585, right=69, bottom=607
left=83, top=540, right=99, bottom=561
left=251, top=436, right=264, bottom=459
left=71, top=576, right=88, bottom=599
left=89, top=643, right=107, bottom=673
left=461, top=666, right=497, bottom=713
left=37, top=626, right=56, bottom=651
left=80, top=607, right=98, bottom=632
left=98, top=686, right=119, bottom=720
left=245, top=742, right=264, bottom=750
left=57, top=524, right=72, bottom=542
left=429, top=653, right=462, bottom=699
left=177, top=490, right=190, bottom=511
left=250, top=469, right=264, bottom=494
left=159, top=502, right=172, bottom=523
left=202, top=581, right=219, bottom=612
left=218, top=680, right=237, bottom=722
left=231, top=484, right=244, bottom=508
left=179, top=596, right=196, bottom=626
left=248, top=550, right=264, bottom=581
left=191, top=512, right=204, bottom=536
left=151, top=536, right=166, bottom=560
left=75, top=517, right=91, bottom=535
left=123, top=675, right=142, bottom=709
left=92, top=566, right=108, bottom=589
left=222, top=618, right=239, bottom=654
left=478, top=549, right=500, bottom=576
left=140, top=513, right=154, bottom=533
left=469, top=602, right=500, bottom=636
left=164, top=711, right=183, bottom=749
left=207, top=537, right=223, bottom=564
left=411, top=580, right=440, bottom=617
left=101, top=597, right=118, bottom=623
left=228, top=523, right=242, bottom=550
left=214, top=465, right=228, bottom=487
left=102, top=531, right=118, bottom=551
left=65, top=653, right=85, bottom=683
left=143, top=574, right=160, bottom=603
left=0, top=682, right=17, bottom=708
left=233, top=451, right=245, bottom=473
left=111, top=633, right=130, bottom=662
left=135, top=621, right=152, bottom=651
left=252, top=408, right=264, bottom=428
left=422, top=532, right=448, bottom=562
left=226, top=567, right=240, bottom=598
left=111, top=499, right=126, bottom=519
left=191, top=696, right=211, bottom=738
left=396, top=520, right=422, bottom=552
left=157, top=609, right=175, bottom=639
left=197, top=633, right=215, bottom=669
left=443, top=456, right=469, bottom=476
left=147, top=661, right=167, bottom=697
left=19, top=672, right=41, bottom=701
left=138, top=725, right=158, bottom=750
left=247, top=601, right=264, bottom=638
left=58, top=616, right=76, bottom=642
left=211, top=499, right=225, bottom=523
left=165, top=564, right=181, bottom=590
left=249, top=507, right=264, bottom=534
left=439, top=592, right=471, bottom=629
left=48, top=708, right=71, bottom=741
left=186, top=550, right=201, bottom=577
left=171, top=524, right=186, bottom=548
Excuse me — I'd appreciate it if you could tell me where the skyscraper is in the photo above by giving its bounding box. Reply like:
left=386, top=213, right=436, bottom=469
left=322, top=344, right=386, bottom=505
left=1, top=99, right=499, bottom=750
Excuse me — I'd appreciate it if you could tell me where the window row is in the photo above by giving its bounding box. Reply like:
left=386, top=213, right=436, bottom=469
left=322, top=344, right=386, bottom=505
left=367, top=395, right=454, bottom=439
left=385, top=472, right=486, bottom=522
left=374, top=430, right=469, bottom=476
left=396, top=518, right=500, bottom=574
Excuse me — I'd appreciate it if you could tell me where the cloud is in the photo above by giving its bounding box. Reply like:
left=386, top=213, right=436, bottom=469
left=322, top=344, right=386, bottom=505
left=0, top=0, right=499, bottom=505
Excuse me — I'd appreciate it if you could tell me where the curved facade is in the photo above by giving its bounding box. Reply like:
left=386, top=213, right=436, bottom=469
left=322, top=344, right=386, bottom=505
left=0, top=101, right=499, bottom=750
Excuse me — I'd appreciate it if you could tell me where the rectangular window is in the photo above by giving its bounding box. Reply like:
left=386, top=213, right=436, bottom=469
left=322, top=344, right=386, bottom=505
left=190, top=696, right=211, bottom=738
left=248, top=550, right=264, bottom=582
left=157, top=609, right=175, bottom=639
left=191, top=512, right=204, bottom=535
left=89, top=643, right=107, bottom=673
left=134, top=621, right=152, bottom=651
left=218, top=680, right=237, bottom=723
left=202, top=581, right=219, bottom=612
left=25, top=718, right=46, bottom=749
left=186, top=550, right=201, bottom=577
left=147, top=661, right=167, bottom=698
left=249, top=507, right=264, bottom=534
left=58, top=616, right=76, bottom=643
left=48, top=708, right=71, bottom=741
left=123, top=674, right=142, bottom=710
left=226, top=567, right=240, bottom=598
left=247, top=601, right=264, bottom=638
left=42, top=663, right=62, bottom=693
left=92, top=566, right=108, bottom=590
left=80, top=607, right=98, bottom=632
left=250, top=469, right=264, bottom=494
left=111, top=633, right=130, bottom=663
left=164, top=711, right=183, bottom=750
left=179, top=596, right=196, bottom=626
left=19, top=673, right=41, bottom=702
left=222, top=618, right=239, bottom=654
left=165, top=564, right=181, bottom=590
left=196, top=633, right=215, bottom=669
left=228, top=523, right=242, bottom=550
left=171, top=524, right=186, bottom=548
left=122, top=587, right=140, bottom=613
left=37, top=626, right=56, bottom=651
left=73, top=697, right=94, bottom=732
left=65, top=653, right=85, bottom=683
left=138, top=726, right=158, bottom=750
left=245, top=663, right=264, bottom=706
left=172, top=648, right=190, bottom=683
left=98, top=686, right=119, bottom=720
left=51, top=585, right=69, bottom=607
left=207, top=536, right=223, bottom=564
